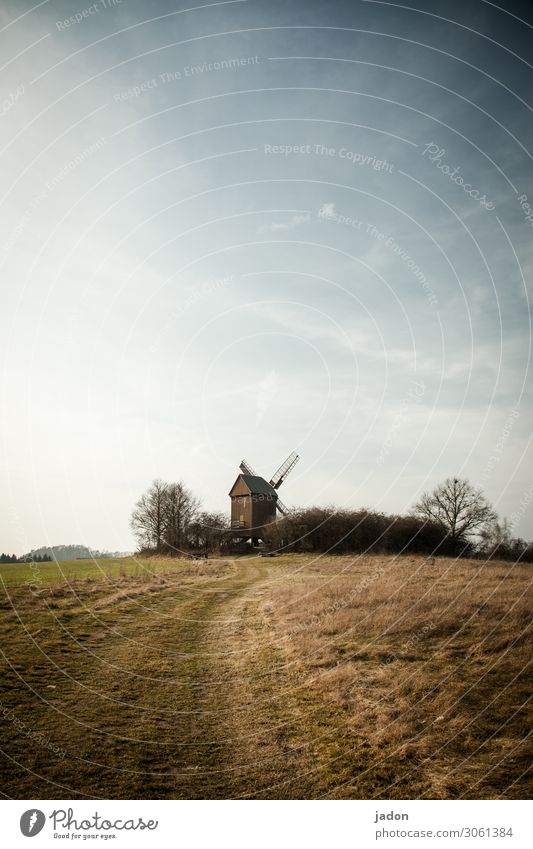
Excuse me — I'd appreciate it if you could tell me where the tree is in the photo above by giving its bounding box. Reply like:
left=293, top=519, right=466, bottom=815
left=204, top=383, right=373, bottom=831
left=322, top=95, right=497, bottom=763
left=130, top=479, right=169, bottom=551
left=163, top=481, right=201, bottom=553
left=413, top=477, right=496, bottom=553
left=130, top=479, right=202, bottom=554
left=479, top=517, right=527, bottom=561
left=188, top=511, right=228, bottom=551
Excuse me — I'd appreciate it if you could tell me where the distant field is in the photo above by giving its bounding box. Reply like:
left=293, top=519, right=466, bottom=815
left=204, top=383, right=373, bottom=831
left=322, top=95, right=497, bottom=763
left=0, top=553, right=530, bottom=799
left=0, top=555, right=195, bottom=586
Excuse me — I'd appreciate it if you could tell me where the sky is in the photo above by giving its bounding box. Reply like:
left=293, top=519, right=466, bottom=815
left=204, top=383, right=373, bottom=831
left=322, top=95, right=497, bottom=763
left=0, top=0, right=532, bottom=554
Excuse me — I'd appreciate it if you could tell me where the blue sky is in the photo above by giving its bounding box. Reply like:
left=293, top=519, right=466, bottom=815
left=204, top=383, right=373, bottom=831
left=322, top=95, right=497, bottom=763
left=1, top=0, right=532, bottom=552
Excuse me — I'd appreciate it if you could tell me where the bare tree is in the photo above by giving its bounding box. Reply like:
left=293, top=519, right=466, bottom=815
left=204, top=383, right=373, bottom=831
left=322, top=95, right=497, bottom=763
left=413, top=477, right=496, bottom=553
left=131, top=479, right=202, bottom=553
left=479, top=517, right=527, bottom=561
left=130, top=479, right=168, bottom=551
left=162, top=481, right=201, bottom=553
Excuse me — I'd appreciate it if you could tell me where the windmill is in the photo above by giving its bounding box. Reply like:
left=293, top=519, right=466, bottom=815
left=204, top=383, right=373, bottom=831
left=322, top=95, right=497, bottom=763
left=229, top=451, right=300, bottom=538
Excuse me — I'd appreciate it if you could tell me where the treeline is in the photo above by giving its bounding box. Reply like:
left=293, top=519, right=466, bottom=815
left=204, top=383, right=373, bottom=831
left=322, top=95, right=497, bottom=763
left=130, top=479, right=228, bottom=554
left=0, top=545, right=132, bottom=565
left=131, top=476, right=532, bottom=561
left=263, top=507, right=533, bottom=560
left=0, top=552, right=52, bottom=563
left=26, top=544, right=118, bottom=561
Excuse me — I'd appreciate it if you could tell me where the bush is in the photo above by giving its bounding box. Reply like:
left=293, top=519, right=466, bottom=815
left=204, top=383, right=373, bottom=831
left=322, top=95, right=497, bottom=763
left=263, top=507, right=452, bottom=556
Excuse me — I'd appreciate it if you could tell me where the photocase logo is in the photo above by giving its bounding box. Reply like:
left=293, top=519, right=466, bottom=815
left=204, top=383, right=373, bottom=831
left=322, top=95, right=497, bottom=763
left=20, top=809, right=46, bottom=837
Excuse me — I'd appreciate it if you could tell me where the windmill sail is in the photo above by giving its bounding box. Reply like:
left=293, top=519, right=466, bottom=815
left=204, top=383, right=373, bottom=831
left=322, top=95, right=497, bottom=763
left=239, top=459, right=258, bottom=476
left=269, top=451, right=300, bottom=489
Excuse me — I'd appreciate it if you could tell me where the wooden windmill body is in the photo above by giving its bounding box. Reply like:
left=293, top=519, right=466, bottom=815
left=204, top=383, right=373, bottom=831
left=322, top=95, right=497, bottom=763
left=229, top=452, right=299, bottom=542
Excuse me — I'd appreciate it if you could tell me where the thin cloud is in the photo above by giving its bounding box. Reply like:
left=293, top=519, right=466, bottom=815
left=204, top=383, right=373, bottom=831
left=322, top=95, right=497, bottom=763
left=256, top=213, right=311, bottom=234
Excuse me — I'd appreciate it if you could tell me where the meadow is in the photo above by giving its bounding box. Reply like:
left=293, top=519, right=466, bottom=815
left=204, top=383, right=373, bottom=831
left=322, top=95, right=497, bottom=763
left=0, top=553, right=530, bottom=799
left=0, top=555, right=188, bottom=586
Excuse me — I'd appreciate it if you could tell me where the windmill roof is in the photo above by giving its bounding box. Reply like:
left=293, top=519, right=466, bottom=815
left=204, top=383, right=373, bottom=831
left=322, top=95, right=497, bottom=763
left=239, top=475, right=277, bottom=497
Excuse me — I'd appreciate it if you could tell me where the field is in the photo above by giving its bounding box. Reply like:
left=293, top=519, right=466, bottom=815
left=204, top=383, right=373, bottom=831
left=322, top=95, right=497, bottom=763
left=0, top=553, right=531, bottom=799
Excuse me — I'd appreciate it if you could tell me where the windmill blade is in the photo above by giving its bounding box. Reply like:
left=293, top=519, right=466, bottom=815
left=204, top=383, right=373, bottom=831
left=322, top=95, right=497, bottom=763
left=239, top=459, right=258, bottom=476
left=276, top=497, right=289, bottom=516
left=269, top=451, right=300, bottom=489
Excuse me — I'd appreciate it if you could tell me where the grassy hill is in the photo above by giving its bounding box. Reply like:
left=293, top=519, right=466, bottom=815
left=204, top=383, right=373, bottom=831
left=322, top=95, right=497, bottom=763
left=0, top=553, right=530, bottom=799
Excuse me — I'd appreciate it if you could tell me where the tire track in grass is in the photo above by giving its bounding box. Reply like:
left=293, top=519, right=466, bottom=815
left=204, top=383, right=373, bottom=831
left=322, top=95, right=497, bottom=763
left=199, top=565, right=371, bottom=799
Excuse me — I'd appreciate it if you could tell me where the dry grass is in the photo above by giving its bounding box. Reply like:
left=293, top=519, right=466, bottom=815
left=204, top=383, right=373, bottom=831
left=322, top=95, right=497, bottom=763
left=261, top=554, right=532, bottom=798
left=0, top=553, right=530, bottom=799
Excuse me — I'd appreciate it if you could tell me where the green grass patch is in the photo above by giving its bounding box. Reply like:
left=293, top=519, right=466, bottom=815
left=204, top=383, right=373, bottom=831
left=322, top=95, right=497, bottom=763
left=0, top=555, right=210, bottom=587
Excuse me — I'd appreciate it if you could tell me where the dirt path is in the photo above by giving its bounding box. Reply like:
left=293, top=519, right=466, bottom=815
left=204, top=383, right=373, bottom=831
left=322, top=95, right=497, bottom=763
left=2, top=559, right=361, bottom=798
left=198, top=563, right=355, bottom=798
left=107, top=558, right=347, bottom=799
